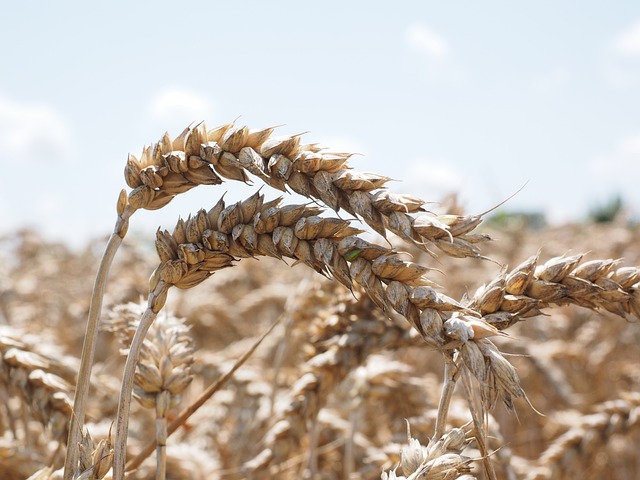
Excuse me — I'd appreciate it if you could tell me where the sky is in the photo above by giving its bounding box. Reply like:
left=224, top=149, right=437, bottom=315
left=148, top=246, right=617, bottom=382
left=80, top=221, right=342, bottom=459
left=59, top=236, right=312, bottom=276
left=1, top=1, right=639, bottom=248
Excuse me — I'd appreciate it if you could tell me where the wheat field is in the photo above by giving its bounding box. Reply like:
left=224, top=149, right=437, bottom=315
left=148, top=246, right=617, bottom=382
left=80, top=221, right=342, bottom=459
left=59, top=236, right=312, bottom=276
left=0, top=122, right=638, bottom=480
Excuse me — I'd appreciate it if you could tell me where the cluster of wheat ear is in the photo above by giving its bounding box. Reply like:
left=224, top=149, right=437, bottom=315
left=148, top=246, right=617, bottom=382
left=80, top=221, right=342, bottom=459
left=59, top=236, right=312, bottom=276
left=0, top=121, right=638, bottom=479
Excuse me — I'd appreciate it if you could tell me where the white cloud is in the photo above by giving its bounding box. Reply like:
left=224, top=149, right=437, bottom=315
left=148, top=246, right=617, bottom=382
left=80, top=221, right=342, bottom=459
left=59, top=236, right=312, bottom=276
left=314, top=135, right=366, bottom=155
left=588, top=133, right=640, bottom=209
left=401, top=160, right=466, bottom=203
left=589, top=134, right=640, bottom=176
left=404, top=24, right=450, bottom=60
left=0, top=94, right=73, bottom=164
left=532, top=66, right=571, bottom=94
left=149, top=88, right=213, bottom=127
left=611, top=20, right=640, bottom=56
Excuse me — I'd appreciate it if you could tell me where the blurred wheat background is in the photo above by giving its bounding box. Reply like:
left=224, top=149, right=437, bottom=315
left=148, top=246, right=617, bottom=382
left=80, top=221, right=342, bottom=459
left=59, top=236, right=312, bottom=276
left=1, top=201, right=638, bottom=478
left=1, top=2, right=639, bottom=479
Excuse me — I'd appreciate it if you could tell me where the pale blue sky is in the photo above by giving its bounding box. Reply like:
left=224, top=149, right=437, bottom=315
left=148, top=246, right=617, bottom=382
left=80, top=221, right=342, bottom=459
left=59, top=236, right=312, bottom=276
left=2, top=1, right=639, bottom=246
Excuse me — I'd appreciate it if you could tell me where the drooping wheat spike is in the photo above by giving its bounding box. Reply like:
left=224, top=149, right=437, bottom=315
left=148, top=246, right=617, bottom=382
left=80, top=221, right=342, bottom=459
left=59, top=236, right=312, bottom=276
left=381, top=424, right=473, bottom=480
left=464, top=253, right=640, bottom=330
left=145, top=193, right=537, bottom=421
left=523, top=393, right=640, bottom=480
left=105, top=303, right=194, bottom=480
left=0, top=327, right=73, bottom=443
left=124, top=122, right=491, bottom=258
left=76, top=429, right=113, bottom=480
left=113, top=191, right=639, bottom=478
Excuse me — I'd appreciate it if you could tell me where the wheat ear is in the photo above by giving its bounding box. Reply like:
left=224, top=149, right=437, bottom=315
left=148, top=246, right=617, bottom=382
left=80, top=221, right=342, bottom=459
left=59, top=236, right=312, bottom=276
left=106, top=304, right=194, bottom=480
left=381, top=425, right=473, bottom=480
left=524, top=393, right=640, bottom=480
left=466, top=253, right=640, bottom=329
left=244, top=283, right=415, bottom=474
left=0, top=327, right=73, bottom=443
left=109, top=193, right=517, bottom=467
left=124, top=121, right=493, bottom=258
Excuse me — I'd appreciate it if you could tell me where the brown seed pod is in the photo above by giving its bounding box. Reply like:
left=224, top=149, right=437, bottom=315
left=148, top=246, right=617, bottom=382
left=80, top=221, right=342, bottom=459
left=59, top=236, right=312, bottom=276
left=287, top=170, right=313, bottom=197
left=178, top=244, right=205, bottom=265
left=238, top=147, right=273, bottom=185
left=220, top=125, right=249, bottom=153
left=499, top=294, right=539, bottom=314
left=483, top=311, right=518, bottom=329
left=386, top=211, right=419, bottom=243
left=182, top=165, right=223, bottom=186
left=409, top=286, right=468, bottom=313
left=184, top=216, right=202, bottom=244
left=347, top=190, right=387, bottom=237
left=337, top=236, right=389, bottom=261
left=573, top=258, right=620, bottom=282
left=157, top=171, right=190, bottom=194
left=140, top=167, right=163, bottom=188
left=202, top=230, right=229, bottom=252
left=233, top=224, right=258, bottom=251
left=279, top=203, right=320, bottom=226
left=561, top=276, right=603, bottom=305
left=174, top=269, right=211, bottom=289
left=116, top=188, right=128, bottom=217
left=349, top=257, right=387, bottom=310
left=217, top=203, right=243, bottom=234
left=535, top=254, right=584, bottom=283
left=254, top=206, right=281, bottom=234
left=200, top=141, right=223, bottom=163
left=291, top=238, right=314, bottom=269
left=313, top=170, right=340, bottom=211
left=433, top=236, right=481, bottom=258
left=268, top=154, right=293, bottom=180
left=412, top=215, right=451, bottom=240
left=170, top=126, right=190, bottom=151
left=207, top=123, right=234, bottom=143
left=419, top=308, right=445, bottom=342
left=370, top=190, right=426, bottom=214
left=164, top=151, right=189, bottom=173
left=476, top=339, right=525, bottom=400
left=259, top=134, right=301, bottom=158
left=199, top=253, right=234, bottom=270
left=158, top=260, right=187, bottom=286
left=318, top=152, right=352, bottom=172
left=245, top=126, right=276, bottom=149
left=273, top=226, right=298, bottom=257
left=332, top=171, right=391, bottom=191
left=385, top=281, right=420, bottom=328
left=155, top=230, right=179, bottom=262
left=526, top=278, right=569, bottom=303
left=293, top=150, right=323, bottom=173
left=460, top=341, right=487, bottom=384
left=609, top=266, right=640, bottom=289
left=128, top=185, right=156, bottom=210
left=473, top=274, right=506, bottom=314
left=505, top=253, right=539, bottom=295
left=184, top=123, right=206, bottom=157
